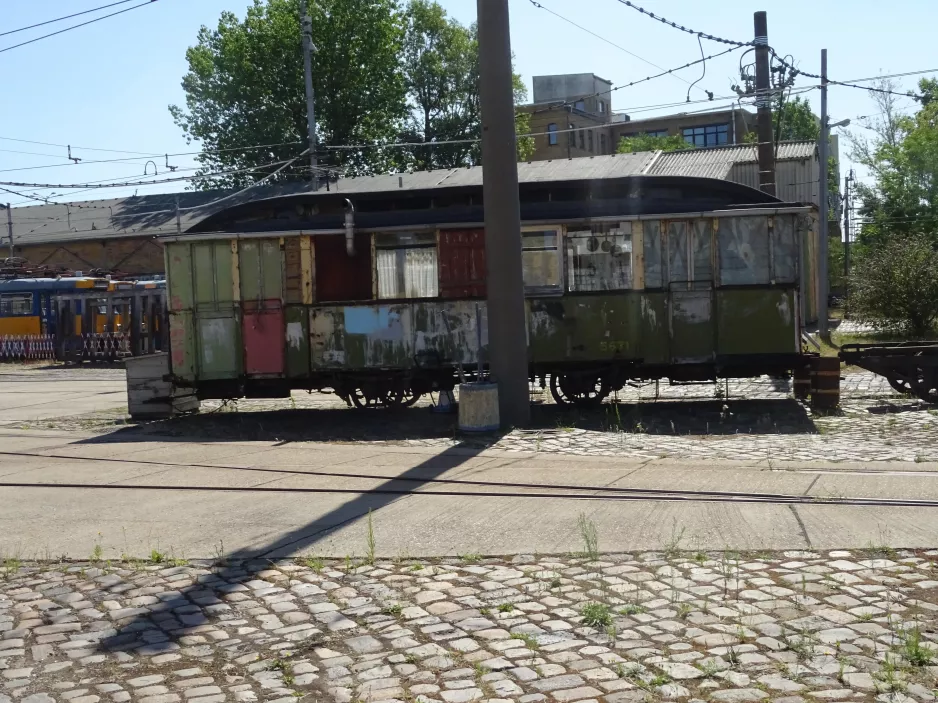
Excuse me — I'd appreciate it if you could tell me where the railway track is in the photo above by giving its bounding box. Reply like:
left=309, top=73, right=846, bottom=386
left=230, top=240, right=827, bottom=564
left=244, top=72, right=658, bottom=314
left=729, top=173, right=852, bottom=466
left=1, top=449, right=936, bottom=509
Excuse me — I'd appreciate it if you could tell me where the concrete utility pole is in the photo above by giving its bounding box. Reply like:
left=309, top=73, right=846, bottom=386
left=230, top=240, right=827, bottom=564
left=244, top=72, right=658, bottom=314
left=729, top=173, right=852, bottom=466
left=300, top=0, right=319, bottom=190
left=753, top=11, right=776, bottom=196
left=818, top=49, right=830, bottom=336
left=477, top=0, right=530, bottom=428
left=5, top=203, right=12, bottom=258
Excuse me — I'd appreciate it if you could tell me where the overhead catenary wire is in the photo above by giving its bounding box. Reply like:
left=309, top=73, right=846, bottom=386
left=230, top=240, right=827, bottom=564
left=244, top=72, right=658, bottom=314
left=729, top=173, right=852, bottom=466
left=525, top=0, right=707, bottom=95
left=0, top=0, right=138, bottom=38
left=0, top=0, right=159, bottom=55
left=612, top=0, right=751, bottom=47
left=528, top=45, right=746, bottom=116
left=769, top=52, right=933, bottom=100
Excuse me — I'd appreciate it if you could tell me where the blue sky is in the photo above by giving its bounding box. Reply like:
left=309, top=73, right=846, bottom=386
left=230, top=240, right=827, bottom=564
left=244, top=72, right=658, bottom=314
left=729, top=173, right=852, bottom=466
left=1, top=0, right=934, bottom=207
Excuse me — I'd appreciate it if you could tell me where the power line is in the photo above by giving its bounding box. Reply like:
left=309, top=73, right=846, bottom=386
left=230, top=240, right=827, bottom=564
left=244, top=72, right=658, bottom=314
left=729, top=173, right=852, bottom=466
left=529, top=45, right=746, bottom=116
left=612, top=1, right=751, bottom=47
left=525, top=0, right=706, bottom=95
left=769, top=52, right=931, bottom=100
left=0, top=0, right=158, bottom=55
left=0, top=0, right=138, bottom=38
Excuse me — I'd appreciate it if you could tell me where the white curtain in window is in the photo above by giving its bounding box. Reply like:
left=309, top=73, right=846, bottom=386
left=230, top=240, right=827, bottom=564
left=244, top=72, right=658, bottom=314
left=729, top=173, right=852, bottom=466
left=403, top=248, right=439, bottom=298
left=376, top=249, right=400, bottom=299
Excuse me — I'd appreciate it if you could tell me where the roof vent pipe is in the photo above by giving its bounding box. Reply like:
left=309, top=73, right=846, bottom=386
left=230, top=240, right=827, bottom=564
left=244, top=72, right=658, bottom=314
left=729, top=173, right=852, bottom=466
left=344, top=198, right=355, bottom=256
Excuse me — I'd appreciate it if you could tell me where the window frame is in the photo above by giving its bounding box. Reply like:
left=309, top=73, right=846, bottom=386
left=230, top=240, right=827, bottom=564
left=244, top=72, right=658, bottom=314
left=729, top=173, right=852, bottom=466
left=0, top=292, right=34, bottom=317
left=547, top=122, right=559, bottom=146
left=574, top=100, right=586, bottom=112
left=521, top=225, right=564, bottom=296
left=565, top=222, right=635, bottom=293
left=373, top=231, right=440, bottom=300
left=681, top=123, right=729, bottom=148
left=588, top=130, right=594, bottom=152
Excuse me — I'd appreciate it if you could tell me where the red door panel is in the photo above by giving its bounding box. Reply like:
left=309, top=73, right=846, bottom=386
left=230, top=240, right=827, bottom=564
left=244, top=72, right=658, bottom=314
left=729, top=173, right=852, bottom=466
left=314, top=234, right=373, bottom=302
left=439, top=229, right=487, bottom=298
left=242, top=301, right=284, bottom=375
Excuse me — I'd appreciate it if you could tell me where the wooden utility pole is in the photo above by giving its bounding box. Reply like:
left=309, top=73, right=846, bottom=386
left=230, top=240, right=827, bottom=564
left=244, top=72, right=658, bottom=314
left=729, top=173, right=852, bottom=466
left=300, top=0, right=319, bottom=189
left=477, top=0, right=530, bottom=428
left=753, top=11, right=776, bottom=196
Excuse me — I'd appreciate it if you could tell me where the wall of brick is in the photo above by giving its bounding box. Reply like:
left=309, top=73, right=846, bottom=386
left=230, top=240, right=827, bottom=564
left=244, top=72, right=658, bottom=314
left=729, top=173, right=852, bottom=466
left=13, top=237, right=166, bottom=276
left=525, top=107, right=609, bottom=162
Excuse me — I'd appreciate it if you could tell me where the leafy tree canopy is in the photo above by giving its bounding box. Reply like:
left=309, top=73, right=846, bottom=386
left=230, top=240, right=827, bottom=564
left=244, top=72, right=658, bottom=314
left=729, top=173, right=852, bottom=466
left=616, top=133, right=691, bottom=154
left=170, top=0, right=533, bottom=188
left=849, top=78, right=938, bottom=249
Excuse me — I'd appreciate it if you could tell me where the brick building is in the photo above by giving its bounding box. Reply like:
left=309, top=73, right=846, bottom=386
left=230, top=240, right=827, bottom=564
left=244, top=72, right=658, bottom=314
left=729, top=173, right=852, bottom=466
left=521, top=72, right=758, bottom=162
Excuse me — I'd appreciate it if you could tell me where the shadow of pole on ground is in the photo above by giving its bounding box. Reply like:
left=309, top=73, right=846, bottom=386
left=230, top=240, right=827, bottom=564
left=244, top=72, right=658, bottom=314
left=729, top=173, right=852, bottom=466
left=95, top=441, right=488, bottom=654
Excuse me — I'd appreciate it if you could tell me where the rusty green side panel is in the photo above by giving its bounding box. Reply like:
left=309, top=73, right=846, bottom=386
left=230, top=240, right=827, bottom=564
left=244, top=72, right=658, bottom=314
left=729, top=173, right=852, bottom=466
left=310, top=301, right=488, bottom=370
left=196, top=313, right=240, bottom=380
left=240, top=239, right=282, bottom=300
left=193, top=242, right=234, bottom=305
left=640, top=293, right=669, bottom=365
left=716, top=289, right=797, bottom=356
left=168, top=310, right=196, bottom=382
left=166, top=243, right=195, bottom=380
left=528, top=295, right=640, bottom=363
left=669, top=291, right=715, bottom=363
left=285, top=306, right=310, bottom=378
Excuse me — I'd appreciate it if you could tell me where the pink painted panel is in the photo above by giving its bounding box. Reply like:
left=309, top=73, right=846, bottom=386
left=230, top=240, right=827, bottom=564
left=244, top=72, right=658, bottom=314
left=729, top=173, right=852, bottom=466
left=242, top=301, right=284, bottom=375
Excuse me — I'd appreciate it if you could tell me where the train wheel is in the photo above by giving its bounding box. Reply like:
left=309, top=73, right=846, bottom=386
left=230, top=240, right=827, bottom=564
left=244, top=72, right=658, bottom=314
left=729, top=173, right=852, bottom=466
left=400, top=388, right=422, bottom=407
left=887, top=374, right=914, bottom=396
left=912, top=368, right=938, bottom=404
left=350, top=387, right=383, bottom=409
left=549, top=373, right=609, bottom=407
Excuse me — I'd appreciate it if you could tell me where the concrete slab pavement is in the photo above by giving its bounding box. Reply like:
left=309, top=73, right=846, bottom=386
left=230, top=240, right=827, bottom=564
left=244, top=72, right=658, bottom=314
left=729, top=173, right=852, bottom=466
left=2, top=428, right=938, bottom=560
left=0, top=368, right=126, bottom=422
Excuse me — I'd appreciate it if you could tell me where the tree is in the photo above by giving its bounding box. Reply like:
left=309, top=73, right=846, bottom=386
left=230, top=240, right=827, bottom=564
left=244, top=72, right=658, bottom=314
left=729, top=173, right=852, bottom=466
left=169, top=0, right=407, bottom=188
left=775, top=95, right=819, bottom=142
left=850, top=78, right=938, bottom=250
left=399, top=1, right=532, bottom=169
left=616, top=133, right=692, bottom=154
left=849, top=232, right=938, bottom=337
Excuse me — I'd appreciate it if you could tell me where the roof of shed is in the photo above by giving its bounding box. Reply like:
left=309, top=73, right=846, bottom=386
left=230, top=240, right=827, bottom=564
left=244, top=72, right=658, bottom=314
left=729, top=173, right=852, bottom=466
left=9, top=144, right=814, bottom=245
left=647, top=140, right=816, bottom=179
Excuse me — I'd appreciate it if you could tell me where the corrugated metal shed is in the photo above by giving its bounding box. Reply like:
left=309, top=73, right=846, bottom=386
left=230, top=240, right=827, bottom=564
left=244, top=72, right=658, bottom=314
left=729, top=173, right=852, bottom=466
left=9, top=153, right=656, bottom=245
left=9, top=144, right=813, bottom=246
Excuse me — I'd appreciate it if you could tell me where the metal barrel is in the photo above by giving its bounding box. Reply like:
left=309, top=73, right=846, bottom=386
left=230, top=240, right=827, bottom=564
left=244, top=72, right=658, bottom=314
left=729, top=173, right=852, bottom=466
left=793, top=364, right=812, bottom=400
left=810, top=356, right=841, bottom=410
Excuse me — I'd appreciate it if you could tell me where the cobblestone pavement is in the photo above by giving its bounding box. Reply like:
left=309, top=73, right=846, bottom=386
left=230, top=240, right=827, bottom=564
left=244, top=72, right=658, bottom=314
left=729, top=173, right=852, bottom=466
left=3, top=550, right=938, bottom=703
left=3, top=367, right=937, bottom=464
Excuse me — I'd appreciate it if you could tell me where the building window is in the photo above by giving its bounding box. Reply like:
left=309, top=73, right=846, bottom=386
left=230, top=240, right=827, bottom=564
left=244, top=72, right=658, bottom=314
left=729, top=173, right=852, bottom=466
left=598, top=100, right=606, bottom=114
left=375, top=232, right=439, bottom=299
left=522, top=228, right=562, bottom=294
left=566, top=223, right=633, bottom=292
left=0, top=293, right=33, bottom=316
left=547, top=123, right=558, bottom=146
left=579, top=130, right=585, bottom=150
left=568, top=124, right=576, bottom=146
left=600, top=133, right=607, bottom=154
left=682, top=124, right=729, bottom=148
left=574, top=100, right=586, bottom=112
left=645, top=129, right=669, bottom=138
left=588, top=130, right=594, bottom=152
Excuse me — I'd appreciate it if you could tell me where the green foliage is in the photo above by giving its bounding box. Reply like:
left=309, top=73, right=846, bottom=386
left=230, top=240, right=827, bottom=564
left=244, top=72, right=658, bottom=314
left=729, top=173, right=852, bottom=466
left=617, top=133, right=692, bottom=154
left=849, top=232, right=938, bottom=337
left=171, top=0, right=406, bottom=185
left=171, top=0, right=533, bottom=186
left=577, top=512, right=599, bottom=560
left=400, top=2, right=532, bottom=168
left=776, top=96, right=820, bottom=141
left=580, top=602, right=612, bottom=629
left=851, top=78, right=938, bottom=249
